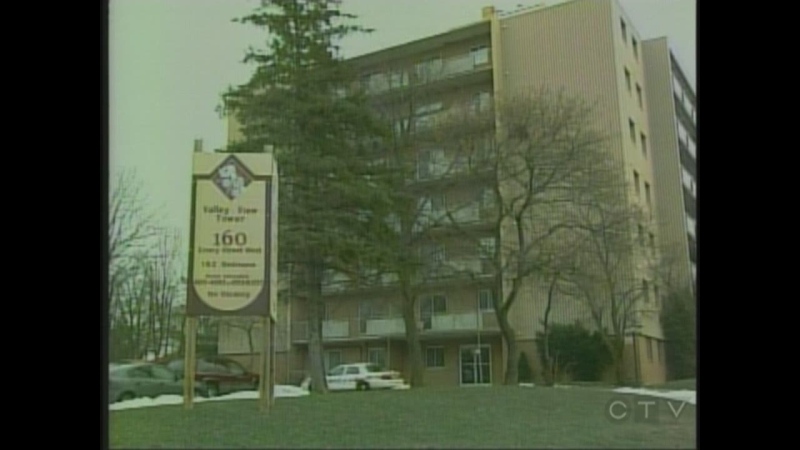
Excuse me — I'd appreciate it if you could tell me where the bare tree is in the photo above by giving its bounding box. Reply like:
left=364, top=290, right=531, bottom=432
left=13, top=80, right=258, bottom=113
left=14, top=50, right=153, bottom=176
left=143, top=230, right=183, bottom=359
left=361, top=62, right=486, bottom=386
left=557, top=186, right=649, bottom=384
left=435, top=88, right=615, bottom=385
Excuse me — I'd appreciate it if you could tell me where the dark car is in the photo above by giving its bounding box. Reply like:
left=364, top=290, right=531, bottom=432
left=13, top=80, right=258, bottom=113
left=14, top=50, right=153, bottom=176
left=166, top=356, right=259, bottom=397
left=109, top=362, right=187, bottom=403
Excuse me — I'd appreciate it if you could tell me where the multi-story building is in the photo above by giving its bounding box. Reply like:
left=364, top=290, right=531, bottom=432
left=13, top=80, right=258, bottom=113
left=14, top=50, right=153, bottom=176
left=641, top=38, right=697, bottom=296
left=223, top=0, right=683, bottom=386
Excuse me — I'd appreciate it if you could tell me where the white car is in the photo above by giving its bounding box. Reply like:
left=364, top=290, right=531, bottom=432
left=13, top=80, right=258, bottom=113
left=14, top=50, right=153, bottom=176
left=326, top=363, right=404, bottom=391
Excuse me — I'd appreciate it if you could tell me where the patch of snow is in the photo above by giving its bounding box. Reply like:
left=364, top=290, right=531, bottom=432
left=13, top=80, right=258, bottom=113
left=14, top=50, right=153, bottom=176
left=392, top=384, right=410, bottom=390
left=519, top=383, right=535, bottom=387
left=613, top=387, right=696, bottom=405
left=109, top=386, right=309, bottom=411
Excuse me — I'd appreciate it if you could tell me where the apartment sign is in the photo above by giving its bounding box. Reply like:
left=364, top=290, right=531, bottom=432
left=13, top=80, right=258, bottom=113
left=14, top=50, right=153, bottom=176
left=186, top=153, right=278, bottom=319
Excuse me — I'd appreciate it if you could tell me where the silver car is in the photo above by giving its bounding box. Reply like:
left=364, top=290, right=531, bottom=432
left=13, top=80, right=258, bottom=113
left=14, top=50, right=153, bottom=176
left=108, top=362, right=185, bottom=403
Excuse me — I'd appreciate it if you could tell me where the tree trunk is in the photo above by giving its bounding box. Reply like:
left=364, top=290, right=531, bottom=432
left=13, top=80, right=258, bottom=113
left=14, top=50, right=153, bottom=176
left=307, top=298, right=327, bottom=393
left=496, top=307, right=519, bottom=385
left=401, top=289, right=424, bottom=387
left=306, top=262, right=328, bottom=393
left=542, top=274, right=558, bottom=386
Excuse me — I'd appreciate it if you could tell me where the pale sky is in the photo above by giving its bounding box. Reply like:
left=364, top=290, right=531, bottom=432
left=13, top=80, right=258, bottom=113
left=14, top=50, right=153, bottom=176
left=109, top=0, right=696, bottom=255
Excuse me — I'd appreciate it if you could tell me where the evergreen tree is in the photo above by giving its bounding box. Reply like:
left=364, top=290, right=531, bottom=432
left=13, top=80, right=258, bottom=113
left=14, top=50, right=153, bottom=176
left=223, top=0, right=393, bottom=393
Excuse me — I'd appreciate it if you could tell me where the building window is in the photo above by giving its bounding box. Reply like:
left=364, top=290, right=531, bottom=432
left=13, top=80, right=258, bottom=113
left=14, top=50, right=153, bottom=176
left=479, top=237, right=496, bottom=259
left=640, top=133, right=647, bottom=158
left=654, top=284, right=660, bottom=306
left=636, top=84, right=643, bottom=108
left=648, top=233, right=655, bottom=254
left=471, top=46, right=489, bottom=66
left=624, top=67, right=631, bottom=92
left=629, top=119, right=636, bottom=142
left=620, top=19, right=627, bottom=43
left=478, top=289, right=494, bottom=311
left=324, top=350, right=343, bottom=371
left=658, top=341, right=664, bottom=362
left=632, top=37, right=639, bottom=60
left=431, top=193, right=446, bottom=217
left=425, top=347, right=445, bottom=368
left=646, top=338, right=653, bottom=362
left=420, top=295, right=447, bottom=330
left=367, top=348, right=387, bottom=368
left=637, top=224, right=645, bottom=246
left=633, top=171, right=640, bottom=196
left=644, top=182, right=651, bottom=208
left=472, top=92, right=491, bottom=113
left=642, top=279, right=650, bottom=303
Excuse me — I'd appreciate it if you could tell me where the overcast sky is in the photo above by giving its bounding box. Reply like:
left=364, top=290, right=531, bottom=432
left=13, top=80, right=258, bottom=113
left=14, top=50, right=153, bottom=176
left=109, top=0, right=695, bottom=254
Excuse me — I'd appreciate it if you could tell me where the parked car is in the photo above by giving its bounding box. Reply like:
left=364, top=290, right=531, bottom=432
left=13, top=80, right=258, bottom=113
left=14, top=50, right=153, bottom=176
left=109, top=362, right=186, bottom=403
left=165, top=356, right=259, bottom=398
left=325, top=363, right=403, bottom=391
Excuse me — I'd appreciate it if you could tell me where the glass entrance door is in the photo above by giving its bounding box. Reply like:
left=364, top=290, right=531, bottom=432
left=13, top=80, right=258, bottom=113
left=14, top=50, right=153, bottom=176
left=459, top=345, right=491, bottom=385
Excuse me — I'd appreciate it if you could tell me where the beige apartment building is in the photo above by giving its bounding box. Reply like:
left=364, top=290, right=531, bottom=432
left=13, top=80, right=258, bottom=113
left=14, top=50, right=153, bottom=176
left=641, top=38, right=697, bottom=296
left=222, top=0, right=684, bottom=386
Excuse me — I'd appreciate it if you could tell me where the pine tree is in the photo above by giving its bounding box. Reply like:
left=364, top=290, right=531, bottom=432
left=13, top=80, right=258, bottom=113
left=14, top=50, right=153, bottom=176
left=223, top=0, right=394, bottom=393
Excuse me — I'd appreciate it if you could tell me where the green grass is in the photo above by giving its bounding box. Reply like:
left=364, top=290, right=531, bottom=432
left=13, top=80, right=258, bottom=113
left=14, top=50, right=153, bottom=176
left=109, top=386, right=696, bottom=449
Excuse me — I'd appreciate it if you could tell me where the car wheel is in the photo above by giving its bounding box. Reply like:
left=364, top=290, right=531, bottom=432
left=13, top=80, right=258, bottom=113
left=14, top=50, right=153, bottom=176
left=118, top=391, right=136, bottom=402
left=356, top=381, right=370, bottom=391
left=206, top=382, right=220, bottom=398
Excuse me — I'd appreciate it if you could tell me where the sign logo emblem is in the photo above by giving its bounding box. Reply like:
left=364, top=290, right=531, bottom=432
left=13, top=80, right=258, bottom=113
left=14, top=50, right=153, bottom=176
left=212, top=156, right=254, bottom=200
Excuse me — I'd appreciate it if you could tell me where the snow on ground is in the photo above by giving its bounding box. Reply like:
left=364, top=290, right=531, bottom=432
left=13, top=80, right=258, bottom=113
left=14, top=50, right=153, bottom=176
left=613, top=387, right=696, bottom=405
left=109, top=385, right=310, bottom=411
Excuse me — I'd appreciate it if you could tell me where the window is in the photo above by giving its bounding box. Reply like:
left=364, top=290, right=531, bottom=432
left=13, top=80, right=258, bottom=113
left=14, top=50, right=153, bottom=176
left=416, top=56, right=443, bottom=81
left=420, top=295, right=447, bottom=329
left=346, top=366, right=360, bottom=375
left=646, top=338, right=653, bottom=362
left=642, top=279, right=650, bottom=303
left=328, top=366, right=345, bottom=376
left=648, top=233, right=655, bottom=254
left=633, top=171, right=640, bottom=196
left=426, top=347, right=445, bottom=368
left=367, top=348, right=387, bottom=368
left=425, top=244, right=446, bottom=265
left=479, top=289, right=494, bottom=311
left=320, top=302, right=329, bottom=320
left=644, top=182, right=651, bottom=208
left=472, top=92, right=491, bottom=113
left=640, top=133, right=647, bottom=158
left=624, top=67, right=631, bottom=92
left=654, top=284, right=660, bottom=305
left=471, top=46, right=489, bottom=66
left=637, top=224, right=645, bottom=246
left=628, top=119, right=636, bottom=142
left=127, top=367, right=152, bottom=379
left=431, top=194, right=446, bottom=216
left=389, top=70, right=409, bottom=88
left=479, top=237, right=496, bottom=259
left=620, top=19, right=627, bottom=43
left=636, top=84, right=643, bottom=108
left=658, top=341, right=664, bottom=362
left=325, top=350, right=343, bottom=371
left=632, top=37, right=639, bottom=60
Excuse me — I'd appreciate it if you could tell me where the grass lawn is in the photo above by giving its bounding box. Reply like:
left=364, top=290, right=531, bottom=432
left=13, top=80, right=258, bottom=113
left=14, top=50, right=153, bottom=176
left=109, top=386, right=696, bottom=449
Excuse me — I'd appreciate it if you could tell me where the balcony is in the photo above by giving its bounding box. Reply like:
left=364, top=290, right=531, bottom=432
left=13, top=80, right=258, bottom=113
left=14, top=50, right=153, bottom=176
left=291, top=311, right=499, bottom=343
left=362, top=52, right=492, bottom=95
left=321, top=271, right=400, bottom=295
left=420, top=258, right=494, bottom=283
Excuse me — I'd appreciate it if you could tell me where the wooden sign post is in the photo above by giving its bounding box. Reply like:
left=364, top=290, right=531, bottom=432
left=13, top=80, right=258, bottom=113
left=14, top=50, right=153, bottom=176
left=184, top=151, right=279, bottom=412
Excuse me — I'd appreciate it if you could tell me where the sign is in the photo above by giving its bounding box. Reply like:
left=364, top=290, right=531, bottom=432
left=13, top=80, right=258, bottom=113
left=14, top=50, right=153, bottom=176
left=186, top=153, right=278, bottom=319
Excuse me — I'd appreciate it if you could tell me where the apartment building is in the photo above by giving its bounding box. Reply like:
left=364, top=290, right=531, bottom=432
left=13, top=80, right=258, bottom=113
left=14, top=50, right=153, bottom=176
left=224, top=0, right=674, bottom=386
left=641, top=38, right=697, bottom=296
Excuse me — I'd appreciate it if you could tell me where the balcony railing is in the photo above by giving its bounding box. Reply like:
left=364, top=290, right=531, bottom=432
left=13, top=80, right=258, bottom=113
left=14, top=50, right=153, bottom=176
left=291, top=311, right=498, bottom=342
left=362, top=52, right=491, bottom=95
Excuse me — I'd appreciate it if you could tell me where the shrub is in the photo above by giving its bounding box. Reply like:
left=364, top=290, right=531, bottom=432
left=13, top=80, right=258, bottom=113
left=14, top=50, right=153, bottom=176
left=535, top=322, right=612, bottom=382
